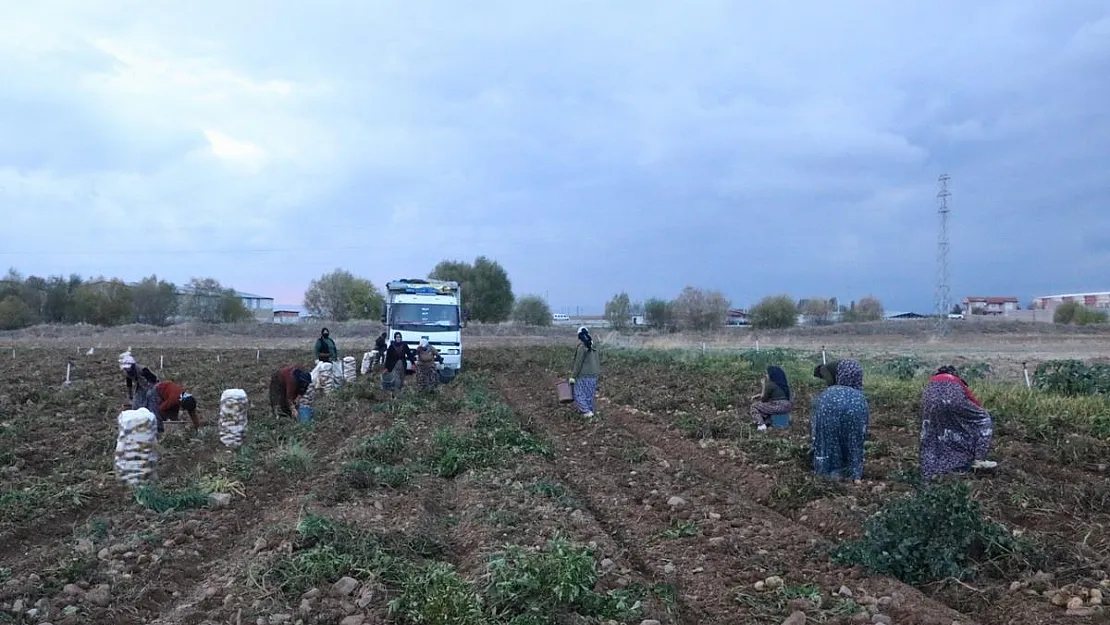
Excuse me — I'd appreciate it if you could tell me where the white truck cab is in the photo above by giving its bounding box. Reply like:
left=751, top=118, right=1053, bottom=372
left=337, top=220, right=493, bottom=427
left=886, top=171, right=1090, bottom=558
left=382, top=279, right=463, bottom=375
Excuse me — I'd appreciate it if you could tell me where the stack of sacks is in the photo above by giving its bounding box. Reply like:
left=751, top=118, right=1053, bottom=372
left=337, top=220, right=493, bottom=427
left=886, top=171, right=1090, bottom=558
left=360, top=351, right=376, bottom=375
left=219, top=389, right=249, bottom=448
left=114, top=408, right=159, bottom=486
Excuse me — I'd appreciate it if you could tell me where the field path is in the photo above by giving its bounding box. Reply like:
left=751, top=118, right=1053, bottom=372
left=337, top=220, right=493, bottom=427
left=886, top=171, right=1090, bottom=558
left=496, top=369, right=974, bottom=625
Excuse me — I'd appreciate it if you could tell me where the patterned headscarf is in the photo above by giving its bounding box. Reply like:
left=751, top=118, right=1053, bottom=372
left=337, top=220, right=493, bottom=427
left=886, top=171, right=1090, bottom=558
left=834, top=359, right=864, bottom=390
left=767, top=366, right=791, bottom=400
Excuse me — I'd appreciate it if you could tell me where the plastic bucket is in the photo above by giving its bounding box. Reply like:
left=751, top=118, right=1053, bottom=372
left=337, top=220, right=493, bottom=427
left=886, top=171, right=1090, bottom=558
left=770, top=413, right=790, bottom=429
left=297, top=406, right=313, bottom=424
left=438, top=368, right=457, bottom=384
left=556, top=380, right=574, bottom=404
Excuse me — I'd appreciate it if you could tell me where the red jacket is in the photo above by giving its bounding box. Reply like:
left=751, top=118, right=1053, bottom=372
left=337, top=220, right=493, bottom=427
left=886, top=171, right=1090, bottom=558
left=279, top=366, right=302, bottom=404
left=156, top=381, right=187, bottom=416
left=930, top=373, right=982, bottom=407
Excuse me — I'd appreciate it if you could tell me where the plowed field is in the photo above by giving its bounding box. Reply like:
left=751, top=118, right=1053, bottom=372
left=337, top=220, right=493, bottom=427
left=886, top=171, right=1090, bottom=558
left=1, top=344, right=1107, bottom=625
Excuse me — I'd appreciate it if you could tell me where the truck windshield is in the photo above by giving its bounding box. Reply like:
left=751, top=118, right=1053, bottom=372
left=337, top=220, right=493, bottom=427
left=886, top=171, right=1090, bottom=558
left=391, top=303, right=460, bottom=332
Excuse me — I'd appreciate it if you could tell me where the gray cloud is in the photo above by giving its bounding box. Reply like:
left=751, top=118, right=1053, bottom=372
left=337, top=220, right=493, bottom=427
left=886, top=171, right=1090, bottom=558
left=0, top=0, right=1107, bottom=311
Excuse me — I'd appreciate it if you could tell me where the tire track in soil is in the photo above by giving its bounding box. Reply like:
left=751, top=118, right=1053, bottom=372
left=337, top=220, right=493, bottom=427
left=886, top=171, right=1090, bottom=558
left=593, top=393, right=1082, bottom=625
left=497, top=371, right=976, bottom=625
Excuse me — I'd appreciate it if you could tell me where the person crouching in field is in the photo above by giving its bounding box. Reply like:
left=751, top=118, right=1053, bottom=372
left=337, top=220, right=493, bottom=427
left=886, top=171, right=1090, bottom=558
left=569, top=327, right=600, bottom=418
left=134, top=380, right=199, bottom=434
left=270, top=366, right=312, bottom=419
left=749, top=366, right=793, bottom=431
left=810, top=359, right=868, bottom=482
left=123, top=362, right=159, bottom=402
left=919, top=366, right=995, bottom=478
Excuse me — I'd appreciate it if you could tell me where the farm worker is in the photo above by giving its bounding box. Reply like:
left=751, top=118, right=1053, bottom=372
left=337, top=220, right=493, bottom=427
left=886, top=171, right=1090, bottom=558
left=814, top=359, right=846, bottom=387
left=919, top=366, right=996, bottom=478
left=382, top=332, right=416, bottom=389
left=269, top=366, right=313, bottom=419
left=124, top=362, right=159, bottom=403
left=149, top=381, right=200, bottom=433
left=749, top=366, right=793, bottom=431
left=314, top=327, right=338, bottom=363
left=414, top=336, right=443, bottom=392
left=373, top=332, right=388, bottom=367
left=810, top=359, right=869, bottom=481
left=569, top=326, right=600, bottom=418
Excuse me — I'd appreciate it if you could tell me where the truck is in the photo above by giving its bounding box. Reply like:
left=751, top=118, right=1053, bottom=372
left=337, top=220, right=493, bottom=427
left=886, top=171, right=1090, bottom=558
left=381, top=278, right=463, bottom=376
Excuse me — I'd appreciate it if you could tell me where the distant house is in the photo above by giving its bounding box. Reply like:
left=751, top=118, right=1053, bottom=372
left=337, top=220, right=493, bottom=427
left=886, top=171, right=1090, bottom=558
left=726, top=309, right=749, bottom=326
left=630, top=315, right=646, bottom=326
left=274, top=310, right=301, bottom=324
left=962, top=296, right=1018, bottom=315
left=1033, top=292, right=1110, bottom=311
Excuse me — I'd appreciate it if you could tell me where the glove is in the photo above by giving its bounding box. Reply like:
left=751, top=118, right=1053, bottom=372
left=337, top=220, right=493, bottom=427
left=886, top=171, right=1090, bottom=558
left=568, top=378, right=576, bottom=384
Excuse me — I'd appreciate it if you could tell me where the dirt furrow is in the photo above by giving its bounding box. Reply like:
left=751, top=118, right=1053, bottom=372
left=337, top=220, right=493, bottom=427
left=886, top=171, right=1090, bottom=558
left=498, top=370, right=976, bottom=625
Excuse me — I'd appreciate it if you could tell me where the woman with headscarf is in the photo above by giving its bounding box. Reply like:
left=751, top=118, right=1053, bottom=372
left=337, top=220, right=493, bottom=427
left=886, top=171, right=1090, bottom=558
left=314, top=327, right=338, bottom=363
left=810, top=359, right=869, bottom=481
left=569, top=326, right=601, bottom=418
left=269, top=365, right=313, bottom=419
left=124, top=362, right=160, bottom=404
left=414, top=336, right=443, bottom=392
left=382, top=332, right=416, bottom=390
left=919, top=365, right=995, bottom=478
left=749, top=366, right=793, bottom=431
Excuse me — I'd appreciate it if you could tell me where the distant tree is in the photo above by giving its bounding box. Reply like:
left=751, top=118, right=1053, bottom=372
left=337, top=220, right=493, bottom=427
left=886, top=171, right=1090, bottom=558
left=511, top=295, right=552, bottom=326
left=0, top=295, right=35, bottom=330
left=429, top=256, right=514, bottom=322
left=673, top=286, right=730, bottom=331
left=951, top=304, right=963, bottom=315
left=643, top=298, right=675, bottom=331
left=303, top=269, right=384, bottom=321
left=131, top=275, right=179, bottom=325
left=604, top=292, right=632, bottom=329
left=749, top=295, right=798, bottom=329
left=800, top=297, right=833, bottom=325
left=181, top=277, right=251, bottom=323
left=72, top=278, right=133, bottom=326
left=41, top=275, right=83, bottom=323
left=850, top=296, right=885, bottom=322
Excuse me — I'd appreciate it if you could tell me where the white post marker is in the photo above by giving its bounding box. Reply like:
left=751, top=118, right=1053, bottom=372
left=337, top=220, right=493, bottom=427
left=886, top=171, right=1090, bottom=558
left=256, top=349, right=260, bottom=361
left=217, top=354, right=221, bottom=363
left=1023, top=362, right=1032, bottom=389
left=756, top=340, right=759, bottom=352
left=64, top=362, right=71, bottom=385
left=822, top=346, right=827, bottom=365
left=160, top=354, right=164, bottom=369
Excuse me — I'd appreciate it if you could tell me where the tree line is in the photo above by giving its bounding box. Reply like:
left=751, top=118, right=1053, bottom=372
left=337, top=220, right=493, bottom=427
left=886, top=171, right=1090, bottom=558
left=0, top=270, right=253, bottom=331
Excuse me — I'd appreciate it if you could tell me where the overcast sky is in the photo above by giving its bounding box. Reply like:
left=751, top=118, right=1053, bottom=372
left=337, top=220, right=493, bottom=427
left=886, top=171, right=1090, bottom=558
left=1, top=1, right=1107, bottom=314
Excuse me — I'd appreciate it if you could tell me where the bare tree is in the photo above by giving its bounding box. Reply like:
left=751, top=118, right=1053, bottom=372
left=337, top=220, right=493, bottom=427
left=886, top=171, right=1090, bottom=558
left=673, top=286, right=730, bottom=331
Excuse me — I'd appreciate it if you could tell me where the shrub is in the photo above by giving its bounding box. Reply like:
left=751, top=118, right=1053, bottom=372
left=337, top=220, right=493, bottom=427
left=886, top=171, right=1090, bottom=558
left=672, top=286, right=730, bottom=331
left=511, top=295, right=553, bottom=326
left=832, top=480, right=1033, bottom=584
left=749, top=295, right=797, bottom=329
left=1054, top=301, right=1109, bottom=325
left=1034, top=360, right=1110, bottom=396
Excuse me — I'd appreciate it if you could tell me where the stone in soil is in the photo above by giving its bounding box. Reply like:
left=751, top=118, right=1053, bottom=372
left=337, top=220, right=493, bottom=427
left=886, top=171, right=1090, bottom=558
left=781, top=611, right=807, bottom=625
left=339, top=616, right=365, bottom=625
left=640, top=620, right=661, bottom=625
left=208, top=493, right=231, bottom=508
left=84, top=585, right=111, bottom=607
left=666, top=496, right=686, bottom=507
left=764, top=576, right=784, bottom=590
left=331, top=577, right=359, bottom=597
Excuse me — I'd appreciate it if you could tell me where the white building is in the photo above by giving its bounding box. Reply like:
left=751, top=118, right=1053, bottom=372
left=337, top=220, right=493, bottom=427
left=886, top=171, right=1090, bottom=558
left=1033, top=292, right=1110, bottom=311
